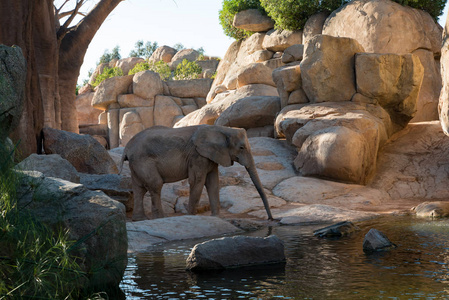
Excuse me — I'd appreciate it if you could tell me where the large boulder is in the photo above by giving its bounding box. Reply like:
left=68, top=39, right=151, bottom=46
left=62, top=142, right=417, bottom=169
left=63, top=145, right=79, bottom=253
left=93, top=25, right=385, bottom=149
left=149, top=45, right=177, bottom=63
left=16, top=153, right=80, bottom=183
left=0, top=45, right=26, bottom=139
left=236, top=63, right=276, bottom=87
left=272, top=64, right=303, bottom=108
left=262, top=29, right=302, bottom=52
left=132, top=70, right=164, bottom=100
left=302, top=12, right=329, bottom=45
left=281, top=44, right=304, bottom=64
left=154, top=95, right=184, bottom=127
left=76, top=92, right=102, bottom=125
left=116, top=57, right=145, bottom=76
left=275, top=102, right=391, bottom=184
left=117, top=93, right=153, bottom=108
left=170, top=49, right=200, bottom=70
left=186, top=235, right=285, bottom=271
left=119, top=111, right=145, bottom=146
left=166, top=79, right=213, bottom=98
left=233, top=9, right=274, bottom=32
left=79, top=173, right=133, bottom=211
left=355, top=53, right=424, bottom=128
left=17, top=171, right=127, bottom=291
left=176, top=84, right=278, bottom=127
left=370, top=121, right=449, bottom=201
left=43, top=127, right=119, bottom=174
left=323, top=0, right=442, bottom=122
left=215, top=95, right=280, bottom=129
left=91, top=75, right=133, bottom=110
left=300, top=34, right=365, bottom=103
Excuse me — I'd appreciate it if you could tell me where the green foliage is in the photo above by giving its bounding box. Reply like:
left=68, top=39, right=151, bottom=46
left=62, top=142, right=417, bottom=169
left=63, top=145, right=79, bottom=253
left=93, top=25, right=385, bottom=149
left=173, top=59, right=202, bottom=80
left=98, top=45, right=121, bottom=64
left=128, top=60, right=172, bottom=81
left=0, top=140, right=84, bottom=299
left=259, top=0, right=445, bottom=32
left=259, top=0, right=348, bottom=31
left=129, top=40, right=159, bottom=59
left=391, top=0, right=446, bottom=21
left=92, top=66, right=123, bottom=88
left=219, top=0, right=266, bottom=40
left=173, top=43, right=185, bottom=51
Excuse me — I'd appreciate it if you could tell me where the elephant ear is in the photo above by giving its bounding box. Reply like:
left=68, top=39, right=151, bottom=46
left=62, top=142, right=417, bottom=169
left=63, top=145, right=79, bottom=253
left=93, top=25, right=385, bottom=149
left=193, top=126, right=232, bottom=167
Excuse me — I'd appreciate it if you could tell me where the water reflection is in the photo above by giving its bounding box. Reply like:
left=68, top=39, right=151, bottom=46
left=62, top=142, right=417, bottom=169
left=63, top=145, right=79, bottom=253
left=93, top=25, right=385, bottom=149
left=120, top=216, right=449, bottom=299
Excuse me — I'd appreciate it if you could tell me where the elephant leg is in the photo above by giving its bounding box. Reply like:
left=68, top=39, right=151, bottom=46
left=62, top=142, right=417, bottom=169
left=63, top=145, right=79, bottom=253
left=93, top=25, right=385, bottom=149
left=188, top=172, right=207, bottom=215
left=132, top=178, right=147, bottom=221
left=148, top=184, right=164, bottom=219
left=205, top=165, right=220, bottom=216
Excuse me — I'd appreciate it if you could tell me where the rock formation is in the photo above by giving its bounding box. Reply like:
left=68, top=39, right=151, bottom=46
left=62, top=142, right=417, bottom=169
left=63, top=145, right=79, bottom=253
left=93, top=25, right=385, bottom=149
left=323, top=0, right=442, bottom=122
left=77, top=46, right=218, bottom=148
left=17, top=171, right=127, bottom=290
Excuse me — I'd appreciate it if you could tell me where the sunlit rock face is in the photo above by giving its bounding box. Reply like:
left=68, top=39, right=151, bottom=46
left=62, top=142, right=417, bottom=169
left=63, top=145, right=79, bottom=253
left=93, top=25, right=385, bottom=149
left=323, top=0, right=442, bottom=123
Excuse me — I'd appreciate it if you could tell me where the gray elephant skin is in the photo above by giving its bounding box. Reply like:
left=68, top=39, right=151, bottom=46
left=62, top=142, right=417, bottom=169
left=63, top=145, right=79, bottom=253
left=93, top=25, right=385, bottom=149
left=120, top=125, right=273, bottom=221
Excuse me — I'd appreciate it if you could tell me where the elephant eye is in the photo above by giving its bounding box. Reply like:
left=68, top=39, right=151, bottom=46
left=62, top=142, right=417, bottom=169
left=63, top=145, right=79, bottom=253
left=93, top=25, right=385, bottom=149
left=240, top=145, right=245, bottom=150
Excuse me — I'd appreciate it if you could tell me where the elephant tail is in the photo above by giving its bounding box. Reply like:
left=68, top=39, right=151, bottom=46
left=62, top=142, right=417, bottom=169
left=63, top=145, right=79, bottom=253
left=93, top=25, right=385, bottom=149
left=119, top=150, right=128, bottom=175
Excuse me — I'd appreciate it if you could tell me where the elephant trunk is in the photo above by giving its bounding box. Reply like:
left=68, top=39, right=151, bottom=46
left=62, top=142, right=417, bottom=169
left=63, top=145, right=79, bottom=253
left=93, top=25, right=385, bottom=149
left=245, top=163, right=273, bottom=221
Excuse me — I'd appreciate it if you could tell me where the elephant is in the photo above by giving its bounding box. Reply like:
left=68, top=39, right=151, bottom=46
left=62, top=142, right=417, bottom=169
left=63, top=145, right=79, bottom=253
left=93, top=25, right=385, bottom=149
left=120, top=125, right=273, bottom=221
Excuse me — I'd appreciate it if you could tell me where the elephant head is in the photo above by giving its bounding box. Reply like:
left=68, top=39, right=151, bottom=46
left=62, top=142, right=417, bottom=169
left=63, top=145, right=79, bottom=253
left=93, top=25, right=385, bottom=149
left=192, top=125, right=274, bottom=220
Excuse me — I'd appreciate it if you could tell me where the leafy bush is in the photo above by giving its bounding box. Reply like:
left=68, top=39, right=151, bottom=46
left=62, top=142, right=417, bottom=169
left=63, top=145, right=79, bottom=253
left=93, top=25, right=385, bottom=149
left=92, top=66, right=123, bottom=88
left=259, top=0, right=445, bottom=31
left=98, top=45, right=121, bottom=64
left=260, top=0, right=348, bottom=31
left=0, top=140, right=84, bottom=298
left=173, top=59, right=202, bottom=80
left=129, top=40, right=159, bottom=59
left=392, top=0, right=446, bottom=21
left=128, top=60, right=172, bottom=81
left=219, top=0, right=267, bottom=40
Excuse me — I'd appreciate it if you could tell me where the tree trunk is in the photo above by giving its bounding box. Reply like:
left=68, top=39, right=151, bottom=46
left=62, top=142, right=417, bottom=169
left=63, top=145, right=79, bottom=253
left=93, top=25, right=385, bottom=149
left=0, top=0, right=123, bottom=157
left=58, top=0, right=124, bottom=133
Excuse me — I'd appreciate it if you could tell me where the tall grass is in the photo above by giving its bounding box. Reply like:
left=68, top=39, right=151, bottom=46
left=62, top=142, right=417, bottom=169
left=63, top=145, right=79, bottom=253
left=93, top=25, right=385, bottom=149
left=0, top=139, right=86, bottom=299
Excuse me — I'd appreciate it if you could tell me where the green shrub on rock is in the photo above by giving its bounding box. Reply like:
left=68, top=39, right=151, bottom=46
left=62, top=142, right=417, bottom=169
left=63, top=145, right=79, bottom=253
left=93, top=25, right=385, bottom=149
left=92, top=66, right=123, bottom=88
left=128, top=60, right=172, bottom=81
left=259, top=0, right=445, bottom=32
left=173, top=59, right=202, bottom=80
left=259, top=0, right=348, bottom=31
left=219, top=0, right=267, bottom=40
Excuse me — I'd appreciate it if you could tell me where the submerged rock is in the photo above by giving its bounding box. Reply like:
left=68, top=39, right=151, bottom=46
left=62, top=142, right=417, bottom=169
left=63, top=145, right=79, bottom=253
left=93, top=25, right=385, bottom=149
left=363, top=228, right=397, bottom=253
left=186, top=235, right=285, bottom=271
left=314, top=221, right=360, bottom=238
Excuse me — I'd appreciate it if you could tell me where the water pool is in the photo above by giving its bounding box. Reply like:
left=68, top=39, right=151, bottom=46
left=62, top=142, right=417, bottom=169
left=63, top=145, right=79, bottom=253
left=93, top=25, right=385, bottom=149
left=120, top=216, right=449, bottom=299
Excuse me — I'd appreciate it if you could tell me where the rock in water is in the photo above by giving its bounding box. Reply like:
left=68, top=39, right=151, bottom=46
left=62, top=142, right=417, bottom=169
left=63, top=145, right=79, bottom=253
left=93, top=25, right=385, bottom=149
left=186, top=235, right=285, bottom=271
left=363, top=228, right=397, bottom=253
left=314, top=221, right=360, bottom=238
left=412, top=201, right=449, bottom=218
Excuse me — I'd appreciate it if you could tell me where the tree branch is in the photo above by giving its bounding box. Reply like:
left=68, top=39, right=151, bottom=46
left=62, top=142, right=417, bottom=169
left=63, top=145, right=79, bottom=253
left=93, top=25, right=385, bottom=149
left=57, top=0, right=86, bottom=41
left=58, top=9, right=87, bottom=19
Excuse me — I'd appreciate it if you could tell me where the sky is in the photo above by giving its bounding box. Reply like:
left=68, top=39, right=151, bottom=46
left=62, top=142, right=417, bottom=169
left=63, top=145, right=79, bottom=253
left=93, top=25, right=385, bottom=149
left=71, top=0, right=449, bottom=85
